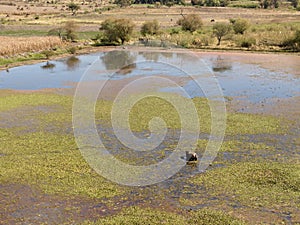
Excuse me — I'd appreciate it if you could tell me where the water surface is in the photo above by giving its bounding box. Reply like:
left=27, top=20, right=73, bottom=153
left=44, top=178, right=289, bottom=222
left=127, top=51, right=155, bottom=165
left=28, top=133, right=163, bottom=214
left=0, top=50, right=299, bottom=103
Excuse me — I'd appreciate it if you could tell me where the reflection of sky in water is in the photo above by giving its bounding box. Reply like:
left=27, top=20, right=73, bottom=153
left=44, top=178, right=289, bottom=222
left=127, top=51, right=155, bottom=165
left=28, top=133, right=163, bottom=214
left=0, top=51, right=299, bottom=103
left=0, top=53, right=99, bottom=90
left=163, top=61, right=299, bottom=102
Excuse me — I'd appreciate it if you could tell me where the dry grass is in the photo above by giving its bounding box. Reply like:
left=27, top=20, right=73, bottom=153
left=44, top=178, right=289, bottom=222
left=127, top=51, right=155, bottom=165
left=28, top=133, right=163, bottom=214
left=0, top=36, right=63, bottom=57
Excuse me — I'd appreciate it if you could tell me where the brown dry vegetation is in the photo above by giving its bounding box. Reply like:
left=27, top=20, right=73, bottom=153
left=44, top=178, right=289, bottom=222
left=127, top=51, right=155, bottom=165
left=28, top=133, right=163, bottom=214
left=0, top=36, right=63, bottom=57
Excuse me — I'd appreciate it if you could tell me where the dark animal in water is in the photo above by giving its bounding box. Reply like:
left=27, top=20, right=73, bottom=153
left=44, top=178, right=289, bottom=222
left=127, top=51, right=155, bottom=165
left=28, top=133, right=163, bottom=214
left=186, top=151, right=198, bottom=162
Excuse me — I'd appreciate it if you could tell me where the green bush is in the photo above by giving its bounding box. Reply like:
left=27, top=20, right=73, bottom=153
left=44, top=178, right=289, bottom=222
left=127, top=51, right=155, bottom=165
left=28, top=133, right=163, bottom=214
left=177, top=14, right=203, bottom=32
left=192, top=34, right=213, bottom=47
left=169, top=27, right=181, bottom=35
left=41, top=50, right=55, bottom=59
left=232, top=18, right=250, bottom=35
left=282, top=30, right=300, bottom=51
left=230, top=2, right=259, bottom=8
left=115, top=0, right=133, bottom=7
left=100, top=18, right=135, bottom=45
left=259, top=0, right=280, bottom=8
left=238, top=36, right=256, bottom=48
left=67, top=2, right=80, bottom=15
left=141, top=20, right=160, bottom=36
left=291, top=0, right=299, bottom=7
left=205, top=0, right=229, bottom=6
left=191, top=0, right=205, bottom=5
left=67, top=46, right=77, bottom=54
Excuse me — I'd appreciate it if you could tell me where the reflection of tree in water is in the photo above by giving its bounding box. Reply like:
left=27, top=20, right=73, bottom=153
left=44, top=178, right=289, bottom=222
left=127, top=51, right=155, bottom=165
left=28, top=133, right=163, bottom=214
left=41, top=61, right=55, bottom=70
left=65, top=56, right=80, bottom=71
left=139, top=51, right=159, bottom=62
left=101, top=51, right=137, bottom=75
left=140, top=51, right=175, bottom=62
left=212, top=56, right=232, bottom=72
left=159, top=52, right=174, bottom=59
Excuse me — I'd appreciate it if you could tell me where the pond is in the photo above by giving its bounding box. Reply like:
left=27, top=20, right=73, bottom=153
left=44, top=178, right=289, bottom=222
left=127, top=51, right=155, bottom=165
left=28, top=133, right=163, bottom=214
left=0, top=49, right=299, bottom=104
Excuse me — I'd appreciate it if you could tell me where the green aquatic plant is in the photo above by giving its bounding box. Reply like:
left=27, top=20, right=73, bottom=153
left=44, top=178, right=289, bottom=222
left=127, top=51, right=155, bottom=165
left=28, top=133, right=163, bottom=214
left=0, top=93, right=72, bottom=112
left=0, top=91, right=291, bottom=200
left=82, top=206, right=246, bottom=225
left=0, top=130, right=124, bottom=198
left=190, top=162, right=300, bottom=208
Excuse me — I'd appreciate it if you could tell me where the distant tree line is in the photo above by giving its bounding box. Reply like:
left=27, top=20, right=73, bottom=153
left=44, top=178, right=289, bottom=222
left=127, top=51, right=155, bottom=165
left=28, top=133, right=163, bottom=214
left=133, top=0, right=183, bottom=4
left=191, top=0, right=229, bottom=7
left=115, top=0, right=300, bottom=8
left=64, top=0, right=299, bottom=9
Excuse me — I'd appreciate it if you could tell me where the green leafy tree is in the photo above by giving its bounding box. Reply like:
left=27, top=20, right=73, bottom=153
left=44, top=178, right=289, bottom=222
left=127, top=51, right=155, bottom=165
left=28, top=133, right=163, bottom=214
left=205, top=0, right=229, bottom=6
left=67, top=2, right=80, bottom=15
left=213, top=22, right=232, bottom=45
left=141, top=20, right=160, bottom=36
left=64, top=21, right=78, bottom=41
left=232, top=18, right=250, bottom=34
left=191, top=0, right=205, bottom=5
left=177, top=14, right=203, bottom=32
left=259, top=0, right=280, bottom=8
left=115, top=0, right=133, bottom=7
left=220, top=0, right=230, bottom=6
left=291, top=0, right=299, bottom=7
left=48, top=21, right=78, bottom=42
left=100, top=18, right=135, bottom=45
left=206, top=0, right=219, bottom=6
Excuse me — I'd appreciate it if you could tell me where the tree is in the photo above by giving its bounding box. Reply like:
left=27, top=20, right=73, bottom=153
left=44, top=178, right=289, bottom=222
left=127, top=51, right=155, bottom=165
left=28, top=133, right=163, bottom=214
left=259, top=0, right=280, bottom=8
left=291, top=0, right=299, bottom=7
left=141, top=20, right=160, bottom=36
left=191, top=0, right=205, bottom=5
left=48, top=21, right=78, bottom=42
left=213, top=22, right=232, bottom=45
left=100, top=18, right=135, bottom=45
left=115, top=0, right=133, bottom=7
left=68, top=2, right=80, bottom=15
left=232, top=18, right=250, bottom=34
left=206, top=0, right=219, bottom=6
left=64, top=21, right=78, bottom=41
left=177, top=14, right=203, bottom=32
